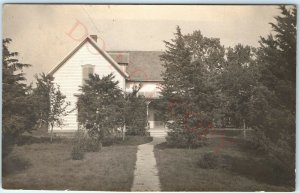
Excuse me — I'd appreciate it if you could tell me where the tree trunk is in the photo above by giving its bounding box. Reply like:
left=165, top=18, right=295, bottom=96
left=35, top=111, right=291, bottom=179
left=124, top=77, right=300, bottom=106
left=243, top=119, right=246, bottom=139
left=50, top=123, right=54, bottom=143
left=122, top=125, right=126, bottom=141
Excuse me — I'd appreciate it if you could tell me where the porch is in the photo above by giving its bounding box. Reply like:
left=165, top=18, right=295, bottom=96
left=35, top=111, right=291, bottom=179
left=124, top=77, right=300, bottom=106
left=146, top=100, right=167, bottom=138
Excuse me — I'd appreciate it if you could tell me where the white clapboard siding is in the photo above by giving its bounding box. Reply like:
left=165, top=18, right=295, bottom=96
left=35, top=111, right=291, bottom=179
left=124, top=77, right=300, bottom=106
left=52, top=41, right=126, bottom=132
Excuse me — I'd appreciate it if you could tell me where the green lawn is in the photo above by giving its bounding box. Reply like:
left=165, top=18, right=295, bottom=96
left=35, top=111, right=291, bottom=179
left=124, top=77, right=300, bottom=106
left=3, top=136, right=151, bottom=191
left=154, top=137, right=294, bottom=191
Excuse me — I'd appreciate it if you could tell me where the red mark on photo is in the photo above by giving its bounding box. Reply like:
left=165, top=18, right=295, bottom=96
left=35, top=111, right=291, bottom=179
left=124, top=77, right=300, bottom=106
left=66, top=20, right=107, bottom=55
left=65, top=19, right=88, bottom=42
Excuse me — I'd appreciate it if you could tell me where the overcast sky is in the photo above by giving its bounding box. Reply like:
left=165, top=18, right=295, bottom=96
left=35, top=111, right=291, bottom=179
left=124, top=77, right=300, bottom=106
left=3, top=4, right=280, bottom=82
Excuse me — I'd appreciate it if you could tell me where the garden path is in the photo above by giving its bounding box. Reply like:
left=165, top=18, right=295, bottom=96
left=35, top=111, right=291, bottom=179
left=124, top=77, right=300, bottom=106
left=131, top=137, right=165, bottom=191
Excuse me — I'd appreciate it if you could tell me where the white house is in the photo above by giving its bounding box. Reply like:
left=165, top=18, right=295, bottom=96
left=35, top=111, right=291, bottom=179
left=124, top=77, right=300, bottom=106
left=48, top=35, right=166, bottom=136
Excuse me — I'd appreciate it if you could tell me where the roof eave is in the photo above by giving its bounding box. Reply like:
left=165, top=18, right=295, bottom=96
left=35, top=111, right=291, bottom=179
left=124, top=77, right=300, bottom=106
left=48, top=37, right=129, bottom=78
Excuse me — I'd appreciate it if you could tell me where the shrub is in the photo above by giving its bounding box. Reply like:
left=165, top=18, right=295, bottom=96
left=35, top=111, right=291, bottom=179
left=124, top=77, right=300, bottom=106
left=84, top=137, right=101, bottom=152
left=197, top=152, right=219, bottom=169
left=124, top=85, right=148, bottom=136
left=71, top=144, right=84, bottom=160
left=166, top=122, right=205, bottom=148
left=71, top=130, right=86, bottom=160
left=102, top=137, right=117, bottom=146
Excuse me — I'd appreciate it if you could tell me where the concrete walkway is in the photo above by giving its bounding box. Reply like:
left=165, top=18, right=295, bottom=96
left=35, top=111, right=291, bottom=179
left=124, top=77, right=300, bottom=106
left=131, top=137, right=165, bottom=191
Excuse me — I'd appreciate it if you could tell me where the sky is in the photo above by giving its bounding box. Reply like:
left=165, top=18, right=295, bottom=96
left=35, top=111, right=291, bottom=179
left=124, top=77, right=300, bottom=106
left=3, top=4, right=281, bottom=82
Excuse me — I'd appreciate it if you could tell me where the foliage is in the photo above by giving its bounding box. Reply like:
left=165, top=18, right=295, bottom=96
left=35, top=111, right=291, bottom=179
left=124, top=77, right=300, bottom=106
left=218, top=44, right=259, bottom=128
left=31, top=73, right=54, bottom=130
left=77, top=73, right=125, bottom=145
left=197, top=152, right=218, bottom=169
left=160, top=26, right=224, bottom=147
left=2, top=38, right=36, bottom=137
left=165, top=122, right=205, bottom=148
left=31, top=72, right=71, bottom=141
left=71, top=130, right=86, bottom=160
left=71, top=144, right=85, bottom=160
left=247, top=5, right=296, bottom=177
left=48, top=84, right=71, bottom=141
left=2, top=38, right=36, bottom=157
left=84, top=137, right=101, bottom=152
left=124, top=84, right=147, bottom=135
left=160, top=7, right=295, bottom=184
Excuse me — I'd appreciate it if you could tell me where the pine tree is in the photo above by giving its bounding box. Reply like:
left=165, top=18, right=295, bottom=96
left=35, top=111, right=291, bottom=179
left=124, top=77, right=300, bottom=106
left=248, top=6, right=296, bottom=184
left=2, top=38, right=36, bottom=156
left=160, top=27, right=225, bottom=147
left=258, top=5, right=296, bottom=113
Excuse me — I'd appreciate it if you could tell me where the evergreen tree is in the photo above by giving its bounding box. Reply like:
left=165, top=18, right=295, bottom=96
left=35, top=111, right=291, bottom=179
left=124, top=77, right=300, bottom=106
left=77, top=73, right=125, bottom=147
left=248, top=6, right=296, bottom=184
left=160, top=27, right=225, bottom=147
left=2, top=38, right=36, bottom=156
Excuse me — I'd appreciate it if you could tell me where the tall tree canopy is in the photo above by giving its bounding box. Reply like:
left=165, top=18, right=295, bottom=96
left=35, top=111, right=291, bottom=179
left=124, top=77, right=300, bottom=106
left=2, top=38, right=37, bottom=157
left=160, top=26, right=225, bottom=147
left=2, top=38, right=36, bottom=137
left=247, top=6, right=296, bottom=176
left=219, top=44, right=258, bottom=127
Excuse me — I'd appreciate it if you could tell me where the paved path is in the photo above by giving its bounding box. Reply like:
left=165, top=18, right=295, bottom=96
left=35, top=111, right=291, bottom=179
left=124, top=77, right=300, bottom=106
left=131, top=137, right=165, bottom=191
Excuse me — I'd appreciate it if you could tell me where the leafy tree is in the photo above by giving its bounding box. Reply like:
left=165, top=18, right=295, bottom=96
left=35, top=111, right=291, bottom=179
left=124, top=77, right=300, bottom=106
left=32, top=73, right=54, bottom=130
left=160, top=26, right=225, bottom=147
left=48, top=84, right=71, bottom=142
left=31, top=73, right=71, bottom=142
left=2, top=38, right=36, bottom=156
left=124, top=84, right=147, bottom=136
left=218, top=44, right=258, bottom=128
left=77, top=73, right=125, bottom=148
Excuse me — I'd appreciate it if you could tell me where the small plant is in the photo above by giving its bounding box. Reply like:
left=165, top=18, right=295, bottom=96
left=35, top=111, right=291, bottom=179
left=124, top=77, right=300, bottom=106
left=71, top=129, right=86, bottom=160
left=197, top=152, right=219, bottom=169
left=166, top=122, right=205, bottom=148
left=71, top=144, right=84, bottom=160
left=84, top=137, right=101, bottom=152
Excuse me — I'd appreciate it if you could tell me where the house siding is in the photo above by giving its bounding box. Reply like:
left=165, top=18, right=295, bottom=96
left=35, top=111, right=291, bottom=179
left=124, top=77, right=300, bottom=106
left=52, top=41, right=125, bottom=132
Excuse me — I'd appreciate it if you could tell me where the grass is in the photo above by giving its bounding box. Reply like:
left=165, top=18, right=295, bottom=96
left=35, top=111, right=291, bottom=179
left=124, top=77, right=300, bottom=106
left=3, top=135, right=152, bottom=191
left=154, top=137, right=294, bottom=191
left=104, top=135, right=153, bottom=146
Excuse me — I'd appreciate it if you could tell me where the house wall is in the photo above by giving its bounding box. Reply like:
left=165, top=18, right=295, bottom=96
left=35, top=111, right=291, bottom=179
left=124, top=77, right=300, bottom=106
left=52, top=41, right=126, bottom=132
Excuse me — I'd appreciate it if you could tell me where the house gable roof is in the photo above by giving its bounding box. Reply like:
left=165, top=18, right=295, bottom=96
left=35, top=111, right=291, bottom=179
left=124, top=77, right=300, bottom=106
left=48, top=37, right=129, bottom=78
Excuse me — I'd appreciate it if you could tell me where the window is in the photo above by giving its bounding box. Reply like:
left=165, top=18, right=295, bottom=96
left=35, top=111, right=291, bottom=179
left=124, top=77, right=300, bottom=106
left=82, top=64, right=94, bottom=84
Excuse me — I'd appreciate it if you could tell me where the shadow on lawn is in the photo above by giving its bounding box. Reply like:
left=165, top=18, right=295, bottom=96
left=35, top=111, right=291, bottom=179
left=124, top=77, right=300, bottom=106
left=221, top=155, right=294, bottom=187
left=17, top=135, right=71, bottom=145
left=2, top=155, right=32, bottom=177
left=17, top=135, right=153, bottom=146
left=157, top=138, right=294, bottom=188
